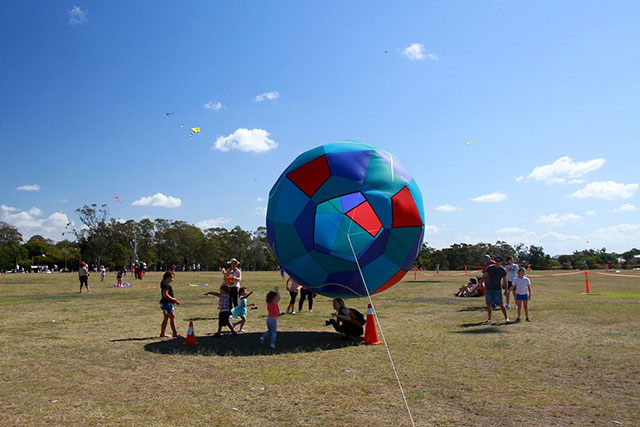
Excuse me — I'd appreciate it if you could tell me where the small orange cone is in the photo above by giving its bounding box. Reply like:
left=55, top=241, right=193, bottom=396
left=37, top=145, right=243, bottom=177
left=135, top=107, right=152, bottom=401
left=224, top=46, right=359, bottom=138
left=183, top=321, right=198, bottom=346
left=363, top=303, right=382, bottom=345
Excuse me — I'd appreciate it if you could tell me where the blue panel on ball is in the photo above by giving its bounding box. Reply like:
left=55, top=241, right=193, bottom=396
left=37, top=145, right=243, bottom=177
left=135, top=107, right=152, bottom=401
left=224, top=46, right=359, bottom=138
left=326, top=149, right=372, bottom=183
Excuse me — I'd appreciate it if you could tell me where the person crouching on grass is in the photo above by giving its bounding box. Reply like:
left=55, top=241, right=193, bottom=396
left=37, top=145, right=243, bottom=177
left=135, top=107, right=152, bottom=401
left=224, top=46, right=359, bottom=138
left=159, top=272, right=183, bottom=338
left=259, top=287, right=280, bottom=349
left=205, top=285, right=237, bottom=337
left=325, top=298, right=364, bottom=340
left=512, top=268, right=532, bottom=322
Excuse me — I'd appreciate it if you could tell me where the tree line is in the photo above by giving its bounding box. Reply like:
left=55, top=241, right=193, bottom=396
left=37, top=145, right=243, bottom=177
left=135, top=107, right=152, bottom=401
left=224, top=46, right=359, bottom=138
left=1, top=204, right=638, bottom=272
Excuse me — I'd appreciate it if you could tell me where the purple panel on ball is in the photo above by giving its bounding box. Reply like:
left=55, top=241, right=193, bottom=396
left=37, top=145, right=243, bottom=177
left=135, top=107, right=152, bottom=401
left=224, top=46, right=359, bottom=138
left=293, top=200, right=316, bottom=252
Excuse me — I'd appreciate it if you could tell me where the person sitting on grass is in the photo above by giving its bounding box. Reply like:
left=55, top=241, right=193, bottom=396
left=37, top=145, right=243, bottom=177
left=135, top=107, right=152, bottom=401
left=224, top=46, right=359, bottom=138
left=325, top=298, right=365, bottom=340
left=205, top=285, right=237, bottom=337
left=159, top=272, right=182, bottom=338
left=465, top=277, right=485, bottom=297
left=454, top=278, right=477, bottom=297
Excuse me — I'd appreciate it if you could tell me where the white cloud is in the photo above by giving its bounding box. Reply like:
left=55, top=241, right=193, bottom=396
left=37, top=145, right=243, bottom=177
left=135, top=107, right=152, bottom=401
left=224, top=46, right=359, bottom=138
left=196, top=217, right=230, bottom=229
left=525, top=156, right=605, bottom=184
left=425, top=225, right=439, bottom=234
left=256, top=197, right=264, bottom=202
left=2, top=209, right=69, bottom=241
left=471, top=192, right=506, bottom=203
left=68, top=6, right=88, bottom=26
left=570, top=181, right=638, bottom=200
left=497, top=227, right=528, bottom=234
left=1, top=204, right=18, bottom=212
left=435, top=204, right=458, bottom=212
left=536, top=213, right=582, bottom=227
left=403, top=43, right=438, bottom=61
left=132, top=193, right=182, bottom=208
left=253, top=91, right=280, bottom=102
left=17, top=184, right=41, bottom=191
left=515, top=176, right=524, bottom=182
left=612, top=203, right=637, bottom=213
left=212, top=128, right=277, bottom=153
left=204, top=101, right=223, bottom=111
left=586, top=210, right=596, bottom=217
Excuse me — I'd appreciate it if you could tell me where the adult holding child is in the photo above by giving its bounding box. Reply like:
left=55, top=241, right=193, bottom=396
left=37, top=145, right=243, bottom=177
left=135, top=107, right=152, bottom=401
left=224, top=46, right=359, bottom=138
left=78, top=261, right=90, bottom=293
left=224, top=258, right=242, bottom=308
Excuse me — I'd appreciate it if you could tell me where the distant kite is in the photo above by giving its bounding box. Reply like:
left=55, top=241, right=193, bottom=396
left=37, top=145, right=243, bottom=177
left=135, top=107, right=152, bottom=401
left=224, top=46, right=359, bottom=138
left=466, top=141, right=471, bottom=146
left=165, top=112, right=175, bottom=117
left=114, top=196, right=123, bottom=204
left=190, top=127, right=201, bottom=138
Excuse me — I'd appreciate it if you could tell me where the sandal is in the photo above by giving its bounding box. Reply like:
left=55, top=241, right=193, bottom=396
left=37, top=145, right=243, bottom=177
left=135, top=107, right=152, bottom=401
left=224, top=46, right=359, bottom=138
left=482, top=319, right=493, bottom=324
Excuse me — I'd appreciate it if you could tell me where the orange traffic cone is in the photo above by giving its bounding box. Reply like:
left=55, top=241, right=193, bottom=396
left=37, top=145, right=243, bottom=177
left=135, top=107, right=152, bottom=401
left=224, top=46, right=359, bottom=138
left=363, top=303, right=382, bottom=345
left=183, top=321, right=198, bottom=346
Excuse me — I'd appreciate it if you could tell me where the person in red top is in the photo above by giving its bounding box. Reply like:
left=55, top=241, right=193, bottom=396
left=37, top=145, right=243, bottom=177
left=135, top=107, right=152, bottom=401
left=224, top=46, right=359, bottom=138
left=259, top=287, right=280, bottom=349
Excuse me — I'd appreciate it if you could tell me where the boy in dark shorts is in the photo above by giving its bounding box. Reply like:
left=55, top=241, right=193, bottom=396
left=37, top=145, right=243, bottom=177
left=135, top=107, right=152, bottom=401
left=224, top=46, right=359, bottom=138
left=205, top=285, right=237, bottom=337
left=482, top=256, right=510, bottom=324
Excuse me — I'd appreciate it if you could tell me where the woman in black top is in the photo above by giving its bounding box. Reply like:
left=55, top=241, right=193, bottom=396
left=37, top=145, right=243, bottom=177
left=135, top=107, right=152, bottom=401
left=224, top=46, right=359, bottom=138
left=159, top=272, right=182, bottom=338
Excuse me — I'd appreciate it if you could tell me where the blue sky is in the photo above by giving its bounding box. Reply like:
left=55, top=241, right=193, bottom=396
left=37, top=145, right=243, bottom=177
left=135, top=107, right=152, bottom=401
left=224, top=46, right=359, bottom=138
left=1, top=1, right=639, bottom=255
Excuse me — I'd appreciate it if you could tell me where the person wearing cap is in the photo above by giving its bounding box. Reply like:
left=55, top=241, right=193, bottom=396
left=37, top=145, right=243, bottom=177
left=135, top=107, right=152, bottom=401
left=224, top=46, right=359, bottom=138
left=78, top=262, right=90, bottom=293
left=482, top=256, right=510, bottom=323
left=224, top=258, right=242, bottom=308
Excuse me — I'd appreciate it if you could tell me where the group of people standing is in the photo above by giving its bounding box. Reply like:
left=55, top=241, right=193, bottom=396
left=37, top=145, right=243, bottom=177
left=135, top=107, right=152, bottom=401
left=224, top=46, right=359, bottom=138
left=157, top=258, right=365, bottom=348
left=481, top=255, right=532, bottom=324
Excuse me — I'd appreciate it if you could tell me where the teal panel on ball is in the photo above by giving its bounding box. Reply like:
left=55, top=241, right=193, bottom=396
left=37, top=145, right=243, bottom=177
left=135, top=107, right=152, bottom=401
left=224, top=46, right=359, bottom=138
left=330, top=217, right=373, bottom=261
left=362, top=189, right=393, bottom=228
left=364, top=152, right=406, bottom=198
left=312, top=176, right=363, bottom=204
left=384, top=227, right=423, bottom=266
left=273, top=178, right=311, bottom=224
left=309, top=250, right=356, bottom=275
left=272, top=222, right=307, bottom=265
left=361, top=254, right=398, bottom=293
left=286, top=253, right=328, bottom=286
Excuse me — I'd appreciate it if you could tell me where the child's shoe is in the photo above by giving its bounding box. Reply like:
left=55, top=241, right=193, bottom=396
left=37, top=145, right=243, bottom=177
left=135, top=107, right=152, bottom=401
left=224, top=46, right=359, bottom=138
left=239, top=329, right=246, bottom=333
left=259, top=337, right=264, bottom=344
left=291, top=311, right=296, bottom=315
left=269, top=343, right=276, bottom=349
left=526, top=318, right=532, bottom=322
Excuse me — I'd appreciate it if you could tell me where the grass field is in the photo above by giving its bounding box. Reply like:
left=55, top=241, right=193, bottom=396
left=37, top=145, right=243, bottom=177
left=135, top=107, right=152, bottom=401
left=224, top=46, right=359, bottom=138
left=1, top=269, right=639, bottom=426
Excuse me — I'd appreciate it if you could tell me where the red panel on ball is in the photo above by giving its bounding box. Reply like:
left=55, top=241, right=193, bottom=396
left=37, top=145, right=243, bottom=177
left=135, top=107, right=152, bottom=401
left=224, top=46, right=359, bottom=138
left=345, top=201, right=382, bottom=237
left=391, top=186, right=422, bottom=227
left=286, top=155, right=331, bottom=197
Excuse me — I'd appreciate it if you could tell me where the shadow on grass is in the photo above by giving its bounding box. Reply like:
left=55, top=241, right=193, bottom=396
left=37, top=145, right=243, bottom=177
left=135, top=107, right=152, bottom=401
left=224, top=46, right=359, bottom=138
left=143, top=331, right=361, bottom=356
left=411, top=280, right=442, bottom=283
left=454, top=328, right=503, bottom=334
left=110, top=336, right=159, bottom=342
left=458, top=306, right=485, bottom=312
left=184, top=317, right=219, bottom=322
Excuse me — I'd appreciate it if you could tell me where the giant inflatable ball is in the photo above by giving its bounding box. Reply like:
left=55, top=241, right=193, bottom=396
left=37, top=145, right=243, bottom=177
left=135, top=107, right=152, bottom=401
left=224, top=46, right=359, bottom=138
left=267, top=142, right=425, bottom=298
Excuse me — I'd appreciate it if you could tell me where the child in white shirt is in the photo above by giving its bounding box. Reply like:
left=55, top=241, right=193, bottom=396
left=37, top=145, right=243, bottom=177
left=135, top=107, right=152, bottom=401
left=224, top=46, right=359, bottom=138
left=512, top=268, right=532, bottom=322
